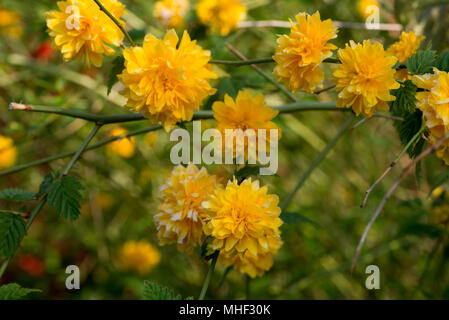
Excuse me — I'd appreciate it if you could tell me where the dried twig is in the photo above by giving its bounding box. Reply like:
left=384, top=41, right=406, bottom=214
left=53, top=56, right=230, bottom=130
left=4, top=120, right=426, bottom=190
left=351, top=132, right=449, bottom=274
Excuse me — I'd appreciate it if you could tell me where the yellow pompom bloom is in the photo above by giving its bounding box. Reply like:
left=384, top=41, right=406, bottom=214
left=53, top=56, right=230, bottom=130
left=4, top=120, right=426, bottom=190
left=0, top=135, right=17, bottom=170
left=196, top=0, right=247, bottom=36
left=118, top=241, right=161, bottom=275
left=203, top=178, right=283, bottom=278
left=154, top=0, right=189, bottom=29
left=46, top=0, right=126, bottom=67
left=155, top=164, right=222, bottom=252
left=212, top=91, right=281, bottom=162
left=333, top=40, right=400, bottom=118
left=273, top=12, right=338, bottom=93
left=387, top=31, right=425, bottom=63
left=357, top=0, right=379, bottom=19
left=119, top=30, right=217, bottom=132
left=0, top=8, right=23, bottom=38
left=412, top=69, right=449, bottom=164
left=106, top=127, right=135, bottom=158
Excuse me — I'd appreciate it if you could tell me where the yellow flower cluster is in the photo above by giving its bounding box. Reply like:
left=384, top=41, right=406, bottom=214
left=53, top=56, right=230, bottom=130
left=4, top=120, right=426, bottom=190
left=273, top=12, right=338, bottom=93
left=119, top=30, right=217, bottom=131
left=46, top=0, right=126, bottom=66
left=333, top=40, right=400, bottom=118
left=156, top=165, right=283, bottom=277
left=118, top=240, right=161, bottom=275
left=154, top=0, right=189, bottom=29
left=196, top=0, right=247, bottom=36
left=212, top=91, right=281, bottom=162
left=0, top=135, right=17, bottom=170
left=203, top=178, right=283, bottom=278
left=155, top=164, right=221, bottom=252
left=106, top=127, right=135, bottom=158
left=412, top=69, right=449, bottom=164
left=0, top=8, right=23, bottom=38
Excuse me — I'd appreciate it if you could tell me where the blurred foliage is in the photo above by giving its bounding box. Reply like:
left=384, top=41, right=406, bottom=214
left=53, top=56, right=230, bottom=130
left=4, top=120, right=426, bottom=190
left=1, top=0, right=449, bottom=300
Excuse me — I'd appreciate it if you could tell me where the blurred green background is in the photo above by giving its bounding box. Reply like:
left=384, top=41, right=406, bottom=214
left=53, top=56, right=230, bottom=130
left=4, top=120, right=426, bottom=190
left=1, top=0, right=449, bottom=299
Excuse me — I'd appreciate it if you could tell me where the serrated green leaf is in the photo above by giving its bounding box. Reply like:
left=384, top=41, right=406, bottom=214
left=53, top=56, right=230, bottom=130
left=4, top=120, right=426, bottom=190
left=390, top=80, right=418, bottom=115
left=0, top=211, right=26, bottom=258
left=433, top=51, right=449, bottom=72
left=406, top=49, right=436, bottom=75
left=36, top=172, right=54, bottom=199
left=391, top=110, right=425, bottom=159
left=106, top=55, right=125, bottom=95
left=47, top=175, right=83, bottom=220
left=0, top=283, right=41, bottom=300
left=0, top=189, right=35, bottom=202
left=143, top=281, right=183, bottom=300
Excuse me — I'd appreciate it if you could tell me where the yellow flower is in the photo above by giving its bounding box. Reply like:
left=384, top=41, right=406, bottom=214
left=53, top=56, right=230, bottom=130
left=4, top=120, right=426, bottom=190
left=212, top=91, right=281, bottom=162
left=154, top=0, right=189, bottom=29
left=106, top=127, right=135, bottom=158
left=46, top=0, right=126, bottom=67
left=118, top=241, right=161, bottom=275
left=203, top=178, right=283, bottom=278
left=387, top=31, right=425, bottom=63
left=155, top=164, right=222, bottom=252
left=412, top=69, right=449, bottom=164
left=273, top=12, right=338, bottom=93
left=119, top=30, right=217, bottom=132
left=196, top=0, right=247, bottom=36
left=387, top=31, right=425, bottom=81
left=0, top=135, right=17, bottom=170
left=357, top=0, right=379, bottom=19
left=333, top=40, right=400, bottom=118
left=0, top=8, right=23, bottom=38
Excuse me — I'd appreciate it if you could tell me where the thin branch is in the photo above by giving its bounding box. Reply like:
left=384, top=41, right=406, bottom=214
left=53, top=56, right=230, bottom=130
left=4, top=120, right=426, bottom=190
left=351, top=132, right=449, bottom=274
left=224, top=43, right=297, bottom=102
left=210, top=57, right=274, bottom=66
left=361, top=125, right=426, bottom=208
left=93, top=0, right=135, bottom=46
left=314, top=84, right=336, bottom=95
left=280, top=114, right=355, bottom=211
left=237, top=20, right=403, bottom=32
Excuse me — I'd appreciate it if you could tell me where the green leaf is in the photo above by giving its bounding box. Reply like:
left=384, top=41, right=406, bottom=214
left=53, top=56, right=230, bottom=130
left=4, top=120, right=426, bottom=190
left=36, top=172, right=54, bottom=199
left=234, top=166, right=261, bottom=180
left=391, top=109, right=425, bottom=159
left=433, top=51, right=449, bottom=72
left=0, top=211, right=26, bottom=258
left=143, top=281, right=183, bottom=300
left=106, top=55, right=125, bottom=95
left=406, top=49, right=436, bottom=75
left=0, top=189, right=35, bottom=202
left=390, top=80, right=417, bottom=115
left=281, top=212, right=320, bottom=227
left=0, top=283, right=40, bottom=300
left=47, top=175, right=84, bottom=220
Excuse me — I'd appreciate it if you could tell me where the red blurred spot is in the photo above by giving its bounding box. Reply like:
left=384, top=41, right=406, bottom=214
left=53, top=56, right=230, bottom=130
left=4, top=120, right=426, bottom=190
left=18, top=254, right=45, bottom=277
left=32, top=40, right=56, bottom=62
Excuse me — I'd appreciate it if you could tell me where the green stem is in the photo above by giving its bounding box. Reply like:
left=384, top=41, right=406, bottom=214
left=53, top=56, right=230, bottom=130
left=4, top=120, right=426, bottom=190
left=61, top=124, right=102, bottom=176
left=280, top=114, right=355, bottom=211
left=93, top=0, right=135, bottom=46
left=395, top=124, right=426, bottom=163
left=198, top=251, right=219, bottom=300
left=210, top=57, right=274, bottom=66
left=210, top=57, right=340, bottom=66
